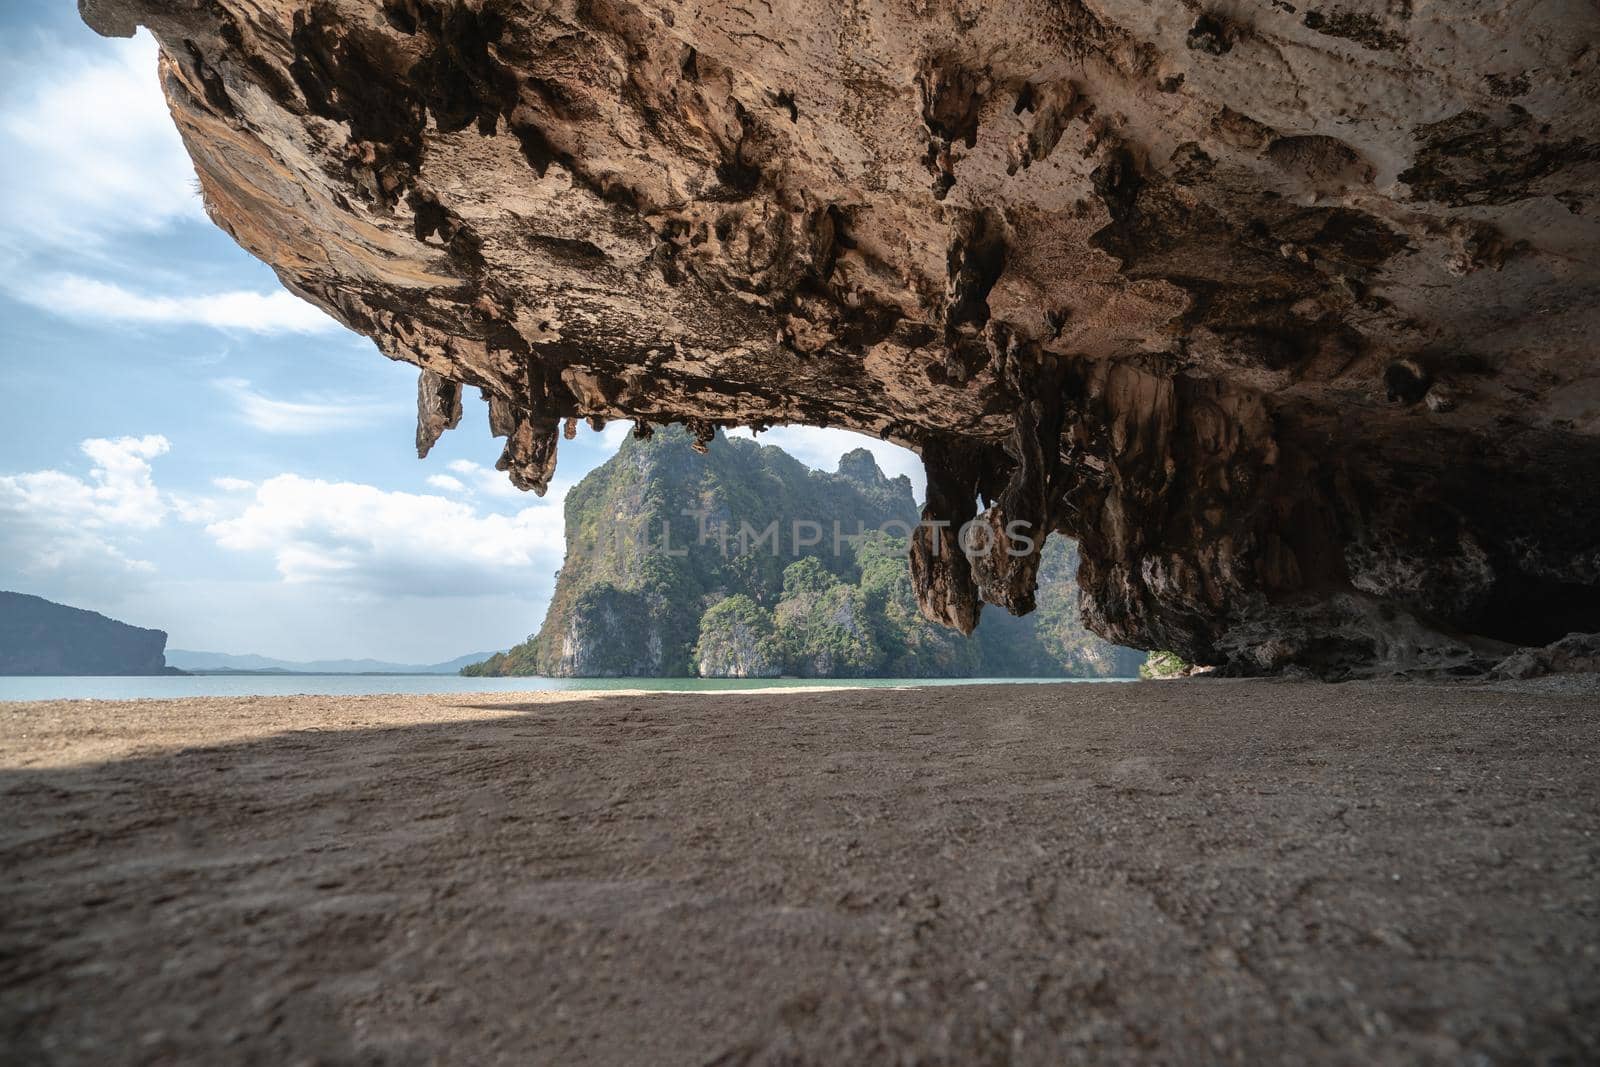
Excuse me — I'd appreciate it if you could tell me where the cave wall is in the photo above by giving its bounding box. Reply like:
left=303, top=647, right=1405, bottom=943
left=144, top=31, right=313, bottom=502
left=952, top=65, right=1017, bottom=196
left=81, top=0, right=1600, bottom=675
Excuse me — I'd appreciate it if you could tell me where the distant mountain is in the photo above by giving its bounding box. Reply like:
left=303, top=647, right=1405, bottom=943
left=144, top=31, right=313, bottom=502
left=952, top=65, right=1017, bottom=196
left=0, top=592, right=183, bottom=676
left=165, top=650, right=500, bottom=675
left=464, top=428, right=1142, bottom=679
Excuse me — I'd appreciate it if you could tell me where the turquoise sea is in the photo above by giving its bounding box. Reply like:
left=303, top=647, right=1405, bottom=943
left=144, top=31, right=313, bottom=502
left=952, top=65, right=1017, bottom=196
left=0, top=674, right=1132, bottom=702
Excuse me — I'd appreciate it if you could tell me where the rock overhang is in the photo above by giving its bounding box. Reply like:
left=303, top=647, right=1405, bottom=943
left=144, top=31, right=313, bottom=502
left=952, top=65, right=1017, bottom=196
left=81, top=0, right=1600, bottom=676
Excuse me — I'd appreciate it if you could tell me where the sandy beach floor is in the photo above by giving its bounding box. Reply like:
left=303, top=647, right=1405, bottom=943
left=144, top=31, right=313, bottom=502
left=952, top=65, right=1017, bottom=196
left=2, top=679, right=1596, bottom=1064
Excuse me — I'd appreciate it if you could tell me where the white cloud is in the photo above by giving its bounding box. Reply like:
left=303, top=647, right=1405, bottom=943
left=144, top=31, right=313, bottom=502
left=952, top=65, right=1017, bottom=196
left=597, top=420, right=632, bottom=449
left=214, top=378, right=402, bottom=434
left=727, top=425, right=925, bottom=499
left=0, top=33, right=348, bottom=337
left=0, top=428, right=568, bottom=638
left=0, top=435, right=171, bottom=588
left=0, top=31, right=202, bottom=249
left=445, top=458, right=529, bottom=499
left=441, top=457, right=580, bottom=502
left=17, top=435, right=170, bottom=530
left=166, top=494, right=221, bottom=524
left=12, top=275, right=342, bottom=335
left=426, top=474, right=467, bottom=492
left=205, top=476, right=567, bottom=597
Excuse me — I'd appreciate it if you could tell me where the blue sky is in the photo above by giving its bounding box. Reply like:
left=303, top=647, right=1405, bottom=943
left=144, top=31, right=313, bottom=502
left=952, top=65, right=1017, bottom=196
left=0, top=9, right=924, bottom=662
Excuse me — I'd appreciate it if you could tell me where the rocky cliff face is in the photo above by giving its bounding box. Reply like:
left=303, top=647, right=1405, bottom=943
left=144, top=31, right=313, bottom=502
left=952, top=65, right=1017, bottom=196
left=86, top=0, right=1600, bottom=675
left=514, top=427, right=922, bottom=676
left=464, top=428, right=1138, bottom=677
left=693, top=596, right=782, bottom=678
left=0, top=592, right=177, bottom=676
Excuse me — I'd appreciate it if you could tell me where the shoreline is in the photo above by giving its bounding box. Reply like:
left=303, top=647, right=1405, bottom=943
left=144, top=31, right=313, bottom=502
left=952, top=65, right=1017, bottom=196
left=0, top=673, right=1136, bottom=705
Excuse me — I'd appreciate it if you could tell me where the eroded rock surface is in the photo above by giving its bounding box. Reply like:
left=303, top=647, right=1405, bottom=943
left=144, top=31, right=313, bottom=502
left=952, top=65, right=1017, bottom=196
left=84, top=0, right=1600, bottom=675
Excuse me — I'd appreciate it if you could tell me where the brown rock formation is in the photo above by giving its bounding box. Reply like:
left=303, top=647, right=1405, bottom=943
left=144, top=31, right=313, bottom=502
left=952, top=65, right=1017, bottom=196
left=82, top=0, right=1600, bottom=675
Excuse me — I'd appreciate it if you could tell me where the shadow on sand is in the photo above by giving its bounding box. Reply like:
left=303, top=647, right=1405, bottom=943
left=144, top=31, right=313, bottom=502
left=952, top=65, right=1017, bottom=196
left=2, top=683, right=1596, bottom=1063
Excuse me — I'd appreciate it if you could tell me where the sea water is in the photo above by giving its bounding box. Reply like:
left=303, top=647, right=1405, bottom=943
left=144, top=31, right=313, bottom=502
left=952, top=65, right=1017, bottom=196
left=0, top=674, right=1132, bottom=702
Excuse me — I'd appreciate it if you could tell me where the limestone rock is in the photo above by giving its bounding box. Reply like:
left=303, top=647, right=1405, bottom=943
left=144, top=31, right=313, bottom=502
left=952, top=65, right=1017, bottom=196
left=694, top=598, right=783, bottom=680
left=1493, top=633, right=1600, bottom=680
left=414, top=368, right=462, bottom=458
left=0, top=591, right=178, bottom=676
left=85, top=0, right=1600, bottom=676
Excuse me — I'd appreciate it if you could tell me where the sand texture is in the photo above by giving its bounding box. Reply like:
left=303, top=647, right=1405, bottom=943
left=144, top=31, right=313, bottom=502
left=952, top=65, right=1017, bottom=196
left=2, top=680, right=1597, bottom=1063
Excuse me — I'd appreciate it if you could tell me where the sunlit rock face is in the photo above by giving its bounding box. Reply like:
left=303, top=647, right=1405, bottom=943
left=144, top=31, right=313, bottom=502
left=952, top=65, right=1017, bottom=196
left=83, top=0, right=1600, bottom=676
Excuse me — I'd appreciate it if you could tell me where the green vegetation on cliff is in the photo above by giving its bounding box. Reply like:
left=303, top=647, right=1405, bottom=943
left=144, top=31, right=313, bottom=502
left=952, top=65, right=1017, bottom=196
left=694, top=595, right=782, bottom=679
left=463, top=428, right=1141, bottom=678
left=1140, top=651, right=1193, bottom=679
